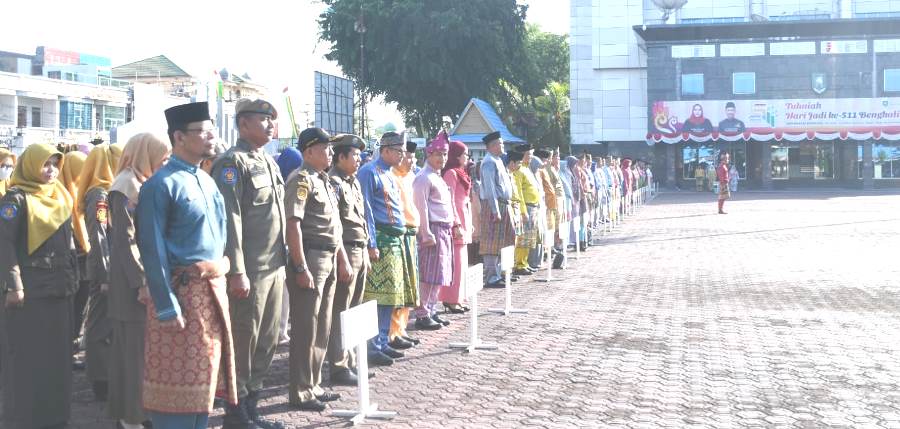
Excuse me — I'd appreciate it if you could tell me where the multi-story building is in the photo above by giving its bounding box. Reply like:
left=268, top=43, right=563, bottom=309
left=571, top=0, right=900, bottom=189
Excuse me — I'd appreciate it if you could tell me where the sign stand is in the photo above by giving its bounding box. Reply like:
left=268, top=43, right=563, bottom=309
left=331, top=301, right=396, bottom=425
left=449, top=263, right=498, bottom=353
left=489, top=246, right=529, bottom=315
left=535, top=228, right=556, bottom=283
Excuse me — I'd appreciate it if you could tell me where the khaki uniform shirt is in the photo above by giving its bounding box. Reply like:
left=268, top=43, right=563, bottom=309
left=284, top=163, right=342, bottom=248
left=211, top=139, right=286, bottom=275
left=329, top=169, right=368, bottom=245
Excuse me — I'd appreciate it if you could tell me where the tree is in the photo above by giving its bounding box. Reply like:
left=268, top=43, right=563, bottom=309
left=491, top=24, right=570, bottom=149
left=319, top=0, right=527, bottom=137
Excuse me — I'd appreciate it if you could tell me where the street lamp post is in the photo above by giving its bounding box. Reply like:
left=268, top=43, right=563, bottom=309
left=355, top=15, right=367, bottom=141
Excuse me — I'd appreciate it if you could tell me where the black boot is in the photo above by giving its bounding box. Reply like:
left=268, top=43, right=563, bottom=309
left=223, top=399, right=256, bottom=429
left=246, top=391, right=286, bottom=429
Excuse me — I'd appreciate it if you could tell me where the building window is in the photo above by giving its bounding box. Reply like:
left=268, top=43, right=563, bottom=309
left=681, top=143, right=717, bottom=180
left=885, top=69, right=900, bottom=92
left=681, top=73, right=704, bottom=96
left=17, top=106, right=26, bottom=128
left=874, top=144, right=900, bottom=179
left=59, top=101, right=93, bottom=130
left=32, top=107, right=41, bottom=128
left=48, top=71, right=61, bottom=80
left=732, top=72, right=756, bottom=95
left=100, top=105, right=126, bottom=131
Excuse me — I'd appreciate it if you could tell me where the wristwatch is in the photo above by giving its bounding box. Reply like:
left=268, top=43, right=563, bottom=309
left=292, top=262, right=308, bottom=274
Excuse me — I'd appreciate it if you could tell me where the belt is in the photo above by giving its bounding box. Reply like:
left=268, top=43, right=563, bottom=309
left=343, top=240, right=367, bottom=249
left=526, top=203, right=539, bottom=208
left=303, top=241, right=338, bottom=252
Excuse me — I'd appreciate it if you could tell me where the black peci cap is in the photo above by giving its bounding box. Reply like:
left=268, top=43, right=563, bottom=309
left=297, top=127, right=332, bottom=152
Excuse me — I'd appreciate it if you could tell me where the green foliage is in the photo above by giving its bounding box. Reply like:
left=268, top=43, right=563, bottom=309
left=319, top=0, right=528, bottom=136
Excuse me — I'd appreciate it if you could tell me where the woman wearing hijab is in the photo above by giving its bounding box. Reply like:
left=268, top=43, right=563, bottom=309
left=107, top=133, right=170, bottom=429
left=439, top=139, right=473, bottom=313
left=77, top=142, right=125, bottom=401
left=60, top=150, right=90, bottom=363
left=684, top=104, right=713, bottom=134
left=275, top=147, right=304, bottom=345
left=0, top=144, right=77, bottom=429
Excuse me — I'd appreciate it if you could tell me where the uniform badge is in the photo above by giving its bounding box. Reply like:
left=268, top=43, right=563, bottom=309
left=0, top=203, right=18, bottom=221
left=222, top=167, right=238, bottom=185
left=297, top=182, right=309, bottom=200
left=96, top=201, right=108, bottom=224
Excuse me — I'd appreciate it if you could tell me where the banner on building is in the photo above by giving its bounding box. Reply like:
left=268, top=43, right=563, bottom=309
left=648, top=97, right=900, bottom=143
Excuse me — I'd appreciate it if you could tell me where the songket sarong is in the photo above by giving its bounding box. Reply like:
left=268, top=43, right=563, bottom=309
left=517, top=205, right=542, bottom=249
left=418, top=222, right=453, bottom=287
left=364, top=226, right=407, bottom=307
left=400, top=227, right=420, bottom=306
left=478, top=201, right=517, bottom=255
left=718, top=182, right=731, bottom=200
left=143, top=259, right=237, bottom=413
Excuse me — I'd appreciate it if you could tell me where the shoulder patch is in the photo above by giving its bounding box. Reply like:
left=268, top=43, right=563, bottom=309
left=297, top=181, right=310, bottom=200
left=0, top=203, right=18, bottom=221
left=96, top=200, right=109, bottom=224
left=221, top=166, right=238, bottom=185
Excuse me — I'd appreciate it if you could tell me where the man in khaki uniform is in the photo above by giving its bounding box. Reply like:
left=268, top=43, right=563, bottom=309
left=327, top=134, right=369, bottom=385
left=284, top=128, right=350, bottom=411
left=211, top=99, right=286, bottom=429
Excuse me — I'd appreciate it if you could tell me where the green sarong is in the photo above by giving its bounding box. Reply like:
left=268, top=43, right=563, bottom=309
left=364, top=227, right=406, bottom=306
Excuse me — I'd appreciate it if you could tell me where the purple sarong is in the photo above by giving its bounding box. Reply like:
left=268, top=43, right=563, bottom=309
left=418, top=222, right=453, bottom=287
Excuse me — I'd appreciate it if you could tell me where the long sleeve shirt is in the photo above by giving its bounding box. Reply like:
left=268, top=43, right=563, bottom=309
left=513, top=167, right=542, bottom=211
left=358, top=157, right=404, bottom=249
left=393, top=167, right=420, bottom=228
left=443, top=169, right=473, bottom=244
left=412, top=165, right=454, bottom=244
left=478, top=152, right=512, bottom=215
left=136, top=155, right=227, bottom=322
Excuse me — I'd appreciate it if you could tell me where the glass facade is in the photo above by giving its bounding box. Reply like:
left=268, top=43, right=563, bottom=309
left=681, top=142, right=747, bottom=180
left=99, top=105, right=125, bottom=131
left=770, top=142, right=835, bottom=180
left=59, top=101, right=93, bottom=130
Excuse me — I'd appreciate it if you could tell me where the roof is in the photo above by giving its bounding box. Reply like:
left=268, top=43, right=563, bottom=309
left=634, top=17, right=900, bottom=43
left=111, top=55, right=191, bottom=79
left=449, top=98, right=525, bottom=144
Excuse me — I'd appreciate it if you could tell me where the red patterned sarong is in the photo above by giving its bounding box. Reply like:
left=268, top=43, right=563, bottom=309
left=143, top=258, right=237, bottom=413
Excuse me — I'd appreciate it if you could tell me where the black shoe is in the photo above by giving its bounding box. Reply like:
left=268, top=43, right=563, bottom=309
left=367, top=351, right=394, bottom=366
left=526, top=266, right=538, bottom=272
left=443, top=303, right=466, bottom=314
left=510, top=276, right=519, bottom=282
left=401, top=335, right=421, bottom=345
left=245, top=391, right=260, bottom=422
left=223, top=399, right=257, bottom=429
left=72, top=359, right=86, bottom=371
left=388, top=337, right=414, bottom=350
left=92, top=381, right=108, bottom=402
left=485, top=280, right=506, bottom=288
left=414, top=317, right=442, bottom=331
left=512, top=268, right=533, bottom=276
left=431, top=314, right=450, bottom=326
left=291, top=398, right=326, bottom=412
left=381, top=346, right=404, bottom=359
left=316, top=391, right=341, bottom=402
left=330, top=368, right=359, bottom=386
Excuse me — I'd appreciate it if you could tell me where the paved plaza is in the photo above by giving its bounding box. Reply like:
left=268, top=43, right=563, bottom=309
left=62, top=190, right=900, bottom=428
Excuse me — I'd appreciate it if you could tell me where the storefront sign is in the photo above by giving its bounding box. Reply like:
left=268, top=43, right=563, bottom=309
left=671, top=44, right=715, bottom=58
left=648, top=97, right=900, bottom=143
left=720, top=43, right=765, bottom=57
left=769, top=41, right=816, bottom=56
left=875, top=39, right=900, bottom=53
left=821, top=40, right=868, bottom=54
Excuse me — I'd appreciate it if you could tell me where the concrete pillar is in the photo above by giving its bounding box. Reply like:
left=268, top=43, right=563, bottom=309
left=862, top=140, right=874, bottom=189
left=666, top=143, right=676, bottom=189
left=761, top=143, right=773, bottom=190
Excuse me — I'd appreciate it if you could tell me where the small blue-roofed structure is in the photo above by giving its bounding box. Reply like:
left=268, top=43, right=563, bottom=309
left=449, top=98, right=525, bottom=159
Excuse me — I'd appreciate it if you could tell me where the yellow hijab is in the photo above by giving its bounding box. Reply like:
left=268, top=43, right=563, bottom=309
left=76, top=143, right=124, bottom=213
left=8, top=144, right=73, bottom=254
left=110, top=133, right=171, bottom=205
left=60, top=151, right=88, bottom=252
left=0, top=148, right=16, bottom=197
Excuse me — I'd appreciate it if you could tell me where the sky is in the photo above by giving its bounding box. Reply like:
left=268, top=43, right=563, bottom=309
left=3, top=0, right=569, bottom=130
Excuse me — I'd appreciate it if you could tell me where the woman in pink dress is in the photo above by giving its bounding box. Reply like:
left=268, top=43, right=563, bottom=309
left=439, top=139, right=473, bottom=313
